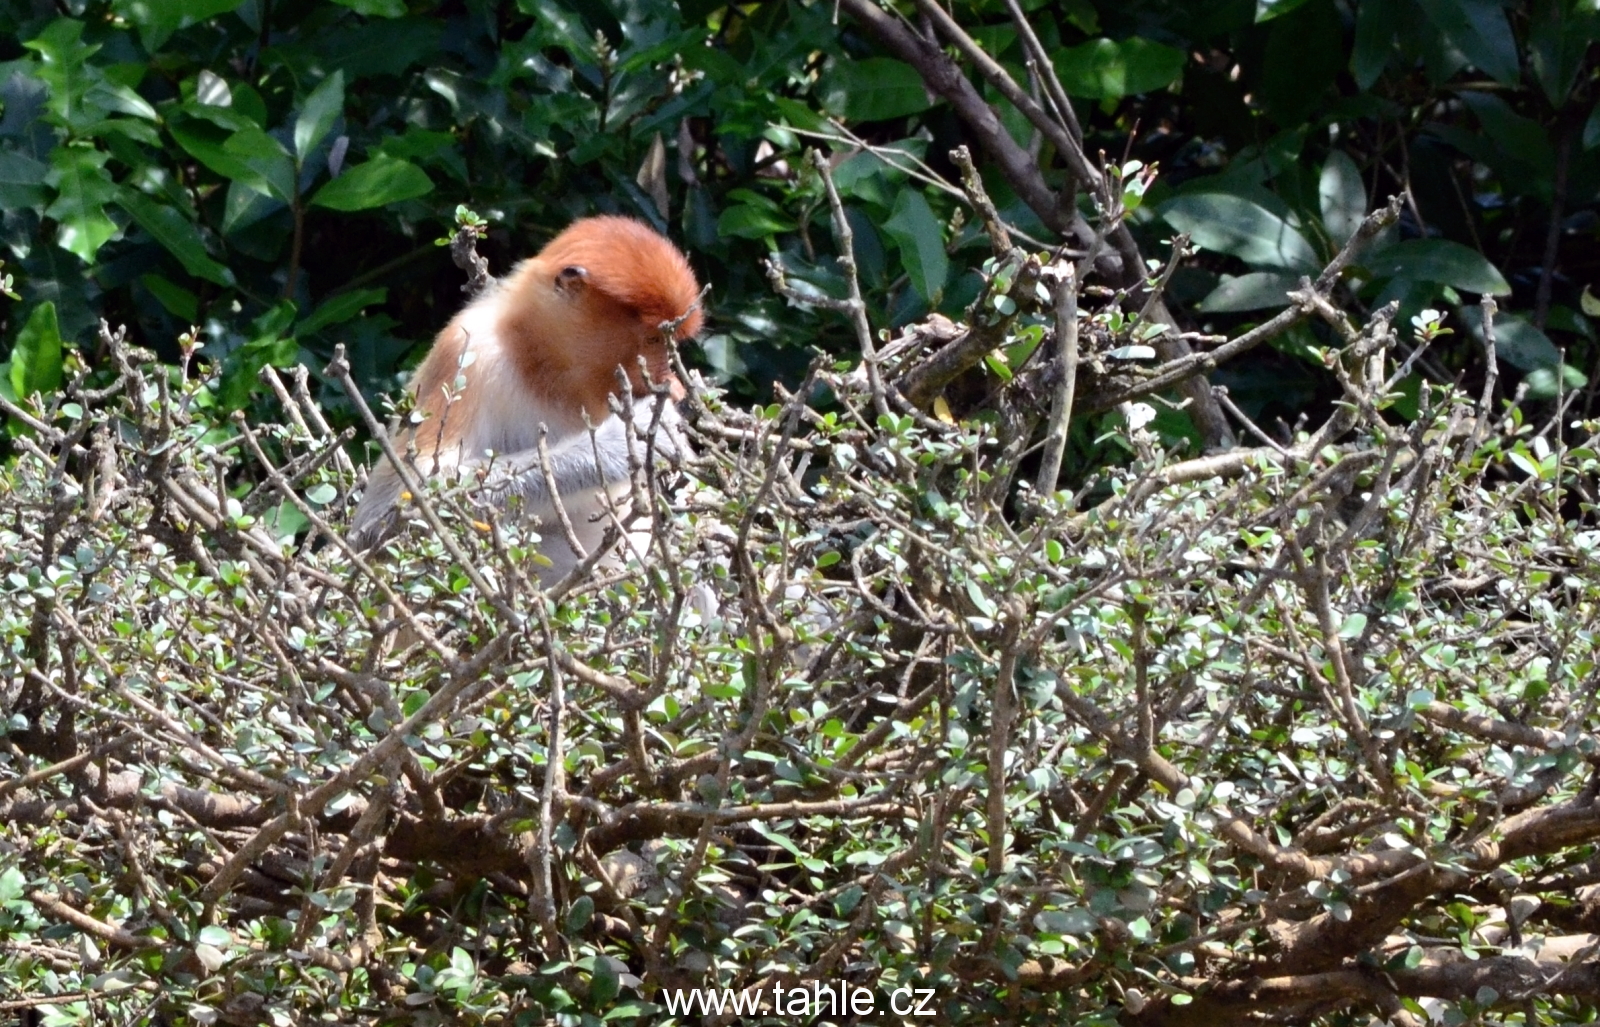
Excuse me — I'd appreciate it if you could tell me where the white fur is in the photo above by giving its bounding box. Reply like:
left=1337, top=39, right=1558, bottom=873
left=350, top=300, right=684, bottom=585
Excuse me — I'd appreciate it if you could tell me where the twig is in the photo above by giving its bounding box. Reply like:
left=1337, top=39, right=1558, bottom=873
left=809, top=150, right=889, bottom=418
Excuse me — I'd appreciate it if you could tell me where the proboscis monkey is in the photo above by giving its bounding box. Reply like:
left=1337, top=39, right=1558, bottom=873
left=350, top=216, right=702, bottom=580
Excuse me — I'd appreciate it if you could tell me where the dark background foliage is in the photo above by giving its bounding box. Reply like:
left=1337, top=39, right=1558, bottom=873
left=1, top=0, right=1594, bottom=469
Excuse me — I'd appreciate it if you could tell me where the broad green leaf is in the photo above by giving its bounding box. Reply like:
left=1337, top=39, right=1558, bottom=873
left=310, top=156, right=432, bottom=211
left=1052, top=38, right=1185, bottom=100
left=1255, top=0, right=1315, bottom=21
left=1351, top=0, right=1398, bottom=90
left=114, top=0, right=249, bottom=50
left=1528, top=0, right=1595, bottom=107
left=171, top=117, right=292, bottom=200
left=1458, top=92, right=1556, bottom=183
left=222, top=126, right=296, bottom=202
left=1160, top=193, right=1320, bottom=272
left=1318, top=150, right=1366, bottom=246
left=313, top=16, right=445, bottom=79
left=294, top=71, right=345, bottom=160
left=1364, top=239, right=1510, bottom=295
left=883, top=190, right=948, bottom=304
left=1414, top=0, right=1519, bottom=86
left=298, top=288, right=387, bottom=335
left=331, top=0, right=406, bottom=15
left=716, top=202, right=797, bottom=240
left=117, top=189, right=235, bottom=286
left=1260, top=0, right=1343, bottom=125
left=11, top=302, right=63, bottom=399
left=44, top=146, right=119, bottom=262
left=820, top=58, right=933, bottom=121
left=222, top=180, right=283, bottom=235
left=87, top=79, right=157, bottom=122
left=0, top=151, right=50, bottom=210
left=1487, top=313, right=1560, bottom=372
left=1198, top=272, right=1298, bottom=313
left=23, top=20, right=99, bottom=131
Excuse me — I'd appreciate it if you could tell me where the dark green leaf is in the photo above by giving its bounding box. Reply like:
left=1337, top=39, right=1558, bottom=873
left=294, top=71, right=345, bottom=160
left=1414, top=0, right=1519, bottom=86
left=298, top=288, right=387, bottom=335
left=1260, top=0, right=1342, bottom=125
left=0, top=150, right=50, bottom=210
left=117, top=189, right=235, bottom=286
left=1052, top=38, right=1185, bottom=100
left=716, top=203, right=797, bottom=240
left=1487, top=313, right=1560, bottom=372
left=1528, top=0, right=1594, bottom=107
left=1255, top=0, right=1316, bottom=24
left=331, top=0, right=406, bottom=15
left=564, top=895, right=594, bottom=933
left=1160, top=192, right=1320, bottom=272
left=820, top=58, right=933, bottom=121
left=883, top=190, right=948, bottom=304
left=11, top=301, right=63, bottom=398
left=140, top=274, right=199, bottom=322
left=588, top=955, right=619, bottom=1007
left=314, top=17, right=444, bottom=79
left=1197, top=272, right=1298, bottom=312
left=1364, top=239, right=1510, bottom=295
left=1351, top=0, right=1398, bottom=89
left=222, top=126, right=297, bottom=202
left=310, top=156, right=432, bottom=211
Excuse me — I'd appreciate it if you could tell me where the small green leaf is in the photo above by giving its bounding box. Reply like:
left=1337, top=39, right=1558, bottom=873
left=1337, top=612, right=1367, bottom=639
left=11, top=302, right=63, bottom=399
left=294, top=70, right=345, bottom=160
left=565, top=895, right=594, bottom=933
left=310, top=156, right=433, bottom=211
left=589, top=954, right=619, bottom=1007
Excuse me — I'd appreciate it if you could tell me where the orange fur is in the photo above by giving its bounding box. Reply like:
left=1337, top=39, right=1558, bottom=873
left=406, top=216, right=701, bottom=459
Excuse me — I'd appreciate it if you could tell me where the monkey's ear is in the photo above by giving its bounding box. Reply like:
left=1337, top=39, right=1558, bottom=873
left=554, top=265, right=588, bottom=295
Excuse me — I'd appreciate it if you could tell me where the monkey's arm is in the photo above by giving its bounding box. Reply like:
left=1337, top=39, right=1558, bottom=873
left=476, top=397, right=687, bottom=510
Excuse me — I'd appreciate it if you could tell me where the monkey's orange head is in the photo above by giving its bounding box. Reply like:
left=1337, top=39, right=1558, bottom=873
left=537, top=216, right=703, bottom=342
left=498, top=216, right=702, bottom=418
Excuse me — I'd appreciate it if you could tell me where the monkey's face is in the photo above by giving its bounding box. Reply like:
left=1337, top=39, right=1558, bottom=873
left=552, top=264, right=682, bottom=414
